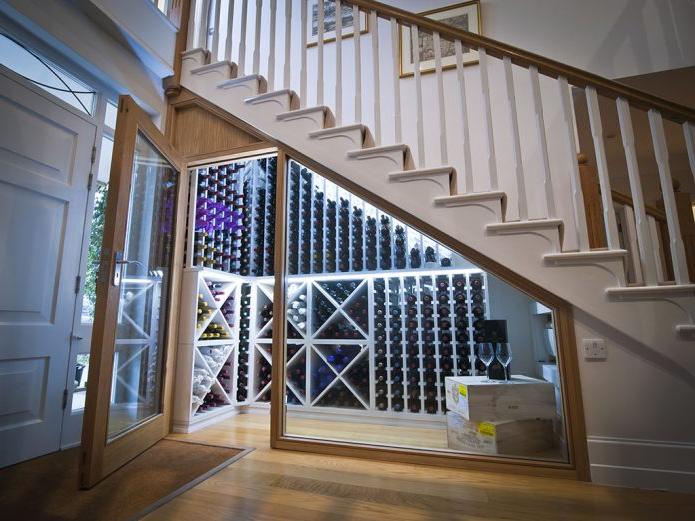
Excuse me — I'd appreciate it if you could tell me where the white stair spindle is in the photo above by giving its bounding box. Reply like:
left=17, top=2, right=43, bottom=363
left=684, top=122, right=695, bottom=186
left=503, top=56, right=526, bottom=220
left=616, top=97, right=658, bottom=285
left=334, top=0, right=343, bottom=125
left=283, top=0, right=292, bottom=89
left=353, top=4, right=362, bottom=122
left=370, top=10, right=380, bottom=145
left=411, top=24, right=425, bottom=168
left=433, top=31, right=447, bottom=165
left=529, top=65, right=555, bottom=217
left=478, top=48, right=497, bottom=190
left=224, top=0, right=234, bottom=61
left=198, top=0, right=211, bottom=50
left=300, top=0, right=308, bottom=108
left=253, top=0, right=262, bottom=75
left=317, top=0, right=324, bottom=105
left=237, top=0, right=249, bottom=74
left=558, top=76, right=589, bottom=251
left=585, top=86, right=620, bottom=250
left=648, top=109, right=689, bottom=284
left=211, top=0, right=222, bottom=60
left=267, top=0, right=277, bottom=90
left=390, top=17, right=401, bottom=143
left=454, top=39, right=472, bottom=193
left=186, top=0, right=198, bottom=51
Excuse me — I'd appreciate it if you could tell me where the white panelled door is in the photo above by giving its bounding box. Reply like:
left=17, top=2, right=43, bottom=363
left=0, top=68, right=96, bottom=467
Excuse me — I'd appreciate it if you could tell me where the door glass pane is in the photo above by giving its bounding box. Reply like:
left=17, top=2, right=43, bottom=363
left=107, top=131, right=178, bottom=440
left=282, top=160, right=570, bottom=464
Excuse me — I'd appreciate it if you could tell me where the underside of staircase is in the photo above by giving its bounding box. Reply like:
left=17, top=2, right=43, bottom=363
left=179, top=48, right=695, bottom=358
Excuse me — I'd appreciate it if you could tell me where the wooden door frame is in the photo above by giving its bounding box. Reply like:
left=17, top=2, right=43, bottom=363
left=80, top=95, right=188, bottom=488
left=161, top=89, right=590, bottom=481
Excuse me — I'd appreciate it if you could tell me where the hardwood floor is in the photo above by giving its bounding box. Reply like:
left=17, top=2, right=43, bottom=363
left=151, top=411, right=695, bottom=520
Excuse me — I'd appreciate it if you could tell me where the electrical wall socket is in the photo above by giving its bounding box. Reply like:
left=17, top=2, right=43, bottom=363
left=582, top=338, right=607, bottom=360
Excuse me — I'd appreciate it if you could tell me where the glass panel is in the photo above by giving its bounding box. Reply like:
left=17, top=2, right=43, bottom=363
left=104, top=101, right=118, bottom=130
left=0, top=33, right=96, bottom=115
left=283, top=160, right=569, bottom=463
left=71, top=354, right=90, bottom=412
left=107, top=131, right=178, bottom=440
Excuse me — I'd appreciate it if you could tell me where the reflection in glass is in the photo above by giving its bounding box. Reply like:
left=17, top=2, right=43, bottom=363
left=107, top=132, right=178, bottom=440
left=283, top=160, right=569, bottom=463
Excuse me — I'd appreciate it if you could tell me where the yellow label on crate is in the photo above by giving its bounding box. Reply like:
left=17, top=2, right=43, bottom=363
left=478, top=422, right=496, bottom=437
left=458, top=384, right=468, bottom=398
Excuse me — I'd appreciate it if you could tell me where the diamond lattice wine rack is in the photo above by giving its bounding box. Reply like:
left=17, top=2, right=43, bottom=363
left=173, top=156, right=490, bottom=433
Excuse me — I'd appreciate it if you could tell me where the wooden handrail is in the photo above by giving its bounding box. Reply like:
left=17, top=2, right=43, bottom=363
left=611, top=189, right=667, bottom=223
left=346, top=0, right=695, bottom=124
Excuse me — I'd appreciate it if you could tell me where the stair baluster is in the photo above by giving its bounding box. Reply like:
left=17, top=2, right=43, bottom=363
left=237, top=0, right=248, bottom=74
left=390, top=17, right=401, bottom=144
left=252, top=0, right=262, bottom=75
left=317, top=0, right=324, bottom=106
left=648, top=109, right=689, bottom=284
left=224, top=0, right=234, bottom=61
left=300, top=0, right=307, bottom=108
left=211, top=0, right=222, bottom=60
left=616, top=97, right=659, bottom=284
left=268, top=0, right=277, bottom=90
left=186, top=0, right=198, bottom=51
left=478, top=48, right=498, bottom=191
left=411, top=24, right=425, bottom=168
left=502, top=56, right=527, bottom=221
left=433, top=31, right=447, bottom=166
left=352, top=3, right=362, bottom=123
left=370, top=10, right=380, bottom=145
left=585, top=86, right=620, bottom=251
left=334, top=0, right=343, bottom=125
left=198, top=0, right=211, bottom=50
left=528, top=65, right=556, bottom=219
left=283, top=0, right=292, bottom=89
left=454, top=39, right=473, bottom=194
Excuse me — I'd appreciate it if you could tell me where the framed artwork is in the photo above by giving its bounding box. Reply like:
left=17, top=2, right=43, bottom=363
left=307, top=0, right=369, bottom=47
left=400, top=0, right=482, bottom=78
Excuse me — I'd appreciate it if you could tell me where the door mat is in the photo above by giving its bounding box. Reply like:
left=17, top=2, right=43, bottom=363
left=0, top=439, right=251, bottom=520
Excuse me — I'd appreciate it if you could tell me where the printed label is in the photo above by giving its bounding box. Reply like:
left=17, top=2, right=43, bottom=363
left=458, top=384, right=467, bottom=398
left=478, top=422, right=496, bottom=437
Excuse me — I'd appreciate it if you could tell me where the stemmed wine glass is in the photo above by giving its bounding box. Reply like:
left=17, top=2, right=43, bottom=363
left=495, top=343, right=512, bottom=382
left=478, top=343, right=496, bottom=381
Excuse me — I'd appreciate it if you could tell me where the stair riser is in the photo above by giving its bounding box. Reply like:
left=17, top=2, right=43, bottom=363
left=347, top=149, right=406, bottom=174
left=309, top=127, right=365, bottom=154
left=217, top=79, right=264, bottom=106
left=389, top=172, right=452, bottom=200
left=277, top=111, right=326, bottom=135
left=181, top=49, right=208, bottom=77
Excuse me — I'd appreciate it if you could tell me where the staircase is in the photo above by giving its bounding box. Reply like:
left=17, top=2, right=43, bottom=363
left=177, top=0, right=695, bottom=357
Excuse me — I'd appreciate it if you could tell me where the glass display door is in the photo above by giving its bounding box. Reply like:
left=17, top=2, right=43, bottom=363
left=79, top=96, right=186, bottom=488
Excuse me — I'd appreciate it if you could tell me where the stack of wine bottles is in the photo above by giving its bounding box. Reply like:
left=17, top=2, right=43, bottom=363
left=369, top=272, right=487, bottom=415
left=236, top=284, right=252, bottom=402
left=285, top=161, right=463, bottom=276
left=192, top=157, right=277, bottom=276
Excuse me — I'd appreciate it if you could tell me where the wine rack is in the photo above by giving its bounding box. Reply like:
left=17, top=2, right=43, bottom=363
left=187, top=155, right=277, bottom=277
left=175, top=155, right=493, bottom=431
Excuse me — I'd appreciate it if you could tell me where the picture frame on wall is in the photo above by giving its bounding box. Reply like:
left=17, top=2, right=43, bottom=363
left=400, top=0, right=482, bottom=78
left=307, top=0, right=369, bottom=47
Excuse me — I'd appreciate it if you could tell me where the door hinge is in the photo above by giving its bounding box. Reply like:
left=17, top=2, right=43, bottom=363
left=74, top=275, right=82, bottom=294
left=91, top=145, right=97, bottom=164
left=87, top=173, right=94, bottom=191
left=62, top=389, right=69, bottom=410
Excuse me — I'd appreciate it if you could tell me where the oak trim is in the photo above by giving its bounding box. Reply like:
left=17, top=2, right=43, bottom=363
left=163, top=90, right=589, bottom=480
left=346, top=0, right=695, bottom=123
left=80, top=96, right=187, bottom=488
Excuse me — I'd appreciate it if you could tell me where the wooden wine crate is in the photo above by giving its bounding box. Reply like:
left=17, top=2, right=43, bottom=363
left=446, top=412, right=554, bottom=455
left=444, top=375, right=556, bottom=422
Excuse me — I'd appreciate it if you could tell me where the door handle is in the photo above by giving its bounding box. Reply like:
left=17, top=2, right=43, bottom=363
left=113, top=250, right=127, bottom=287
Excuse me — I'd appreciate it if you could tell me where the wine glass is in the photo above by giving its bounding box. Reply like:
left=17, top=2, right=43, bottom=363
left=495, top=343, right=512, bottom=382
left=477, top=343, right=496, bottom=381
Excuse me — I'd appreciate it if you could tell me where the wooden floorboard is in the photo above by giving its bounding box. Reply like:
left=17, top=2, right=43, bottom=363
left=150, top=411, right=695, bottom=520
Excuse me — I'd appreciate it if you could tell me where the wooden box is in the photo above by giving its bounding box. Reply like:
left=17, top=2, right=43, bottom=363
left=444, top=375, right=556, bottom=422
left=446, top=412, right=554, bottom=456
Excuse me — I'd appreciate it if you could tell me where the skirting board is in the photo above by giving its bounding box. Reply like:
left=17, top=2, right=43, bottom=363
left=587, top=436, right=695, bottom=494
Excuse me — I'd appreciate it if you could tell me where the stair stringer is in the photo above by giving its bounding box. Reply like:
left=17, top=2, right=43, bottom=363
left=180, top=66, right=695, bottom=365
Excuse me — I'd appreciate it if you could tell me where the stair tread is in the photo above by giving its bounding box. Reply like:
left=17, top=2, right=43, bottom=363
left=191, top=60, right=237, bottom=75
left=435, top=191, right=505, bottom=205
left=606, top=284, right=695, bottom=299
left=309, top=123, right=367, bottom=138
left=390, top=166, right=454, bottom=176
left=245, top=89, right=297, bottom=104
left=218, top=74, right=264, bottom=88
left=487, top=219, right=563, bottom=231
left=544, top=250, right=628, bottom=262
left=347, top=144, right=410, bottom=158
